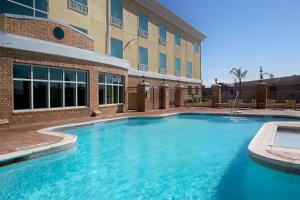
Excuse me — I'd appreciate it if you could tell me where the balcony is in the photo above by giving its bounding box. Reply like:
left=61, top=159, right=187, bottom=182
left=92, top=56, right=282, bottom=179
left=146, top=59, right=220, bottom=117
left=159, top=68, right=166, bottom=74
left=159, top=38, right=167, bottom=45
left=138, top=29, right=149, bottom=39
left=110, top=16, right=123, bottom=29
left=138, top=64, right=149, bottom=71
left=175, top=71, right=180, bottom=77
left=68, top=0, right=88, bottom=15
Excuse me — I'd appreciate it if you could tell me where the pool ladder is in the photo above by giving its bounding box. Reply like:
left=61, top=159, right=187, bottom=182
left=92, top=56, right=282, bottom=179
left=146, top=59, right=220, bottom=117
left=229, top=91, right=239, bottom=119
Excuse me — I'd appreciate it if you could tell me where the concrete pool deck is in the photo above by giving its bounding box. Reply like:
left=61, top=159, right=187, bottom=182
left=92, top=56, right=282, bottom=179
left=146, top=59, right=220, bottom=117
left=0, top=107, right=300, bottom=170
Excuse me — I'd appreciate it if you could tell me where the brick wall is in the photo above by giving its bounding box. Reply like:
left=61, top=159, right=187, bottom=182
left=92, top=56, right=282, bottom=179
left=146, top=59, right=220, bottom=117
left=0, top=47, right=128, bottom=127
left=2, top=15, right=94, bottom=51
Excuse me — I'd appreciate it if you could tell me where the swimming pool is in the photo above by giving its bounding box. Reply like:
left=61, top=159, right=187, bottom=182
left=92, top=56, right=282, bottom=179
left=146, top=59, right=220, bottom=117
left=1, top=114, right=300, bottom=200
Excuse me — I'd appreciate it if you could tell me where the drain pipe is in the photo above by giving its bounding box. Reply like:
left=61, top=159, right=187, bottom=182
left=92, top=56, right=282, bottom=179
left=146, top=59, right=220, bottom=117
left=106, top=0, right=111, bottom=55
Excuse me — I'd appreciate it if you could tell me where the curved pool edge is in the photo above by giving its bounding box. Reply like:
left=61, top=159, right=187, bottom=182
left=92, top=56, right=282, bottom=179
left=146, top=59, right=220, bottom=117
left=248, top=122, right=300, bottom=174
left=0, top=129, right=77, bottom=166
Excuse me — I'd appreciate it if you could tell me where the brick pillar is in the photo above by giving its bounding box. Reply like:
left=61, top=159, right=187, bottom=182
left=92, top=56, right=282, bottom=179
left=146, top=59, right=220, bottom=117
left=137, top=82, right=151, bottom=112
left=256, top=82, right=267, bottom=109
left=175, top=85, right=185, bottom=107
left=161, top=84, right=169, bottom=109
left=212, top=84, right=221, bottom=107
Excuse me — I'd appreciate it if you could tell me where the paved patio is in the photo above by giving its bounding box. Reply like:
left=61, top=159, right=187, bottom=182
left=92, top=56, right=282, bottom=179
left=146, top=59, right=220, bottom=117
left=0, top=107, right=300, bottom=155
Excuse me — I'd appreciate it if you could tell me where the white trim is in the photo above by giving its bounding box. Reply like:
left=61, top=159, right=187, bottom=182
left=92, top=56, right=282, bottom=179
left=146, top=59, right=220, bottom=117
left=128, top=69, right=202, bottom=84
left=0, top=31, right=130, bottom=70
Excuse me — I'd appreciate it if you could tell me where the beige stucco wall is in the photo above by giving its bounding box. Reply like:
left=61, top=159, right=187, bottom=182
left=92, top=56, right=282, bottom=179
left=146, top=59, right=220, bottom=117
left=48, top=0, right=202, bottom=80
left=48, top=0, right=107, bottom=54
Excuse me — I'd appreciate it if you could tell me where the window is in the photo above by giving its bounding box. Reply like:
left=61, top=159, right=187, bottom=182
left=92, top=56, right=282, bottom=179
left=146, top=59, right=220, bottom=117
left=175, top=58, right=180, bottom=76
left=0, top=0, right=48, bottom=18
left=139, top=47, right=148, bottom=71
left=175, top=32, right=181, bottom=46
left=138, top=12, right=148, bottom=38
left=187, top=62, right=192, bottom=78
left=70, top=25, right=88, bottom=34
left=13, top=64, right=88, bottom=110
left=159, top=53, right=166, bottom=74
left=99, top=73, right=124, bottom=105
left=110, top=38, right=123, bottom=59
left=68, top=0, right=88, bottom=15
left=110, top=0, right=123, bottom=28
left=159, top=24, right=167, bottom=45
left=194, top=42, right=200, bottom=54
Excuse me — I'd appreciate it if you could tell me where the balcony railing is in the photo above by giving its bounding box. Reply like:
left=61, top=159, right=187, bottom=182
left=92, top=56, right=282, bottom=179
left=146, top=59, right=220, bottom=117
left=159, top=68, right=166, bottom=74
left=139, top=64, right=149, bottom=71
left=159, top=38, right=167, bottom=45
left=68, top=0, right=88, bottom=15
left=110, top=16, right=123, bottom=29
left=138, top=29, right=149, bottom=38
left=187, top=73, right=192, bottom=78
left=175, top=71, right=180, bottom=77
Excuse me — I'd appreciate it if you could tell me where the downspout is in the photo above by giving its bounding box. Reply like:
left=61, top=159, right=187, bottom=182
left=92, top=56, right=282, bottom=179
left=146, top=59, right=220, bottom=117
left=106, top=0, right=111, bottom=55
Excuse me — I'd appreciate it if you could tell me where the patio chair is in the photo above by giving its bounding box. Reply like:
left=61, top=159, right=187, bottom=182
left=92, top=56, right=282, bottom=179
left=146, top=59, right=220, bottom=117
left=239, top=99, right=252, bottom=109
left=215, top=102, right=230, bottom=108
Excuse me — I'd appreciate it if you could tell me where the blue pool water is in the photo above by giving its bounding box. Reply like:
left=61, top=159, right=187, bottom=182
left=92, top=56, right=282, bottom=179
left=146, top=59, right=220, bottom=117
left=1, top=114, right=300, bottom=200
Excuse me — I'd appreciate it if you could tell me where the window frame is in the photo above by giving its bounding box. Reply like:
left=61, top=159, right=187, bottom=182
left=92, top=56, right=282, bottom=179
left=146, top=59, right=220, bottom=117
left=159, top=53, right=167, bottom=74
left=187, top=61, right=193, bottom=78
left=175, top=32, right=181, bottom=46
left=4, top=0, right=48, bottom=17
left=110, top=37, right=123, bottom=59
left=98, top=73, right=125, bottom=106
left=175, top=58, right=181, bottom=76
left=13, top=63, right=88, bottom=112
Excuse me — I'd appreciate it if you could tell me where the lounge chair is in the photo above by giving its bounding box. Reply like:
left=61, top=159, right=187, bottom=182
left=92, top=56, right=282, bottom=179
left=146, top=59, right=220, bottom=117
left=275, top=100, right=288, bottom=109
left=215, top=102, right=230, bottom=108
left=296, top=103, right=300, bottom=110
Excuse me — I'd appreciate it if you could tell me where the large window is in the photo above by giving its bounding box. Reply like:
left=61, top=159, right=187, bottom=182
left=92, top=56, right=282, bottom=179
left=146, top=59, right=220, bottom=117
left=159, top=53, right=166, bottom=74
left=110, top=0, right=123, bottom=28
left=110, top=38, right=123, bottom=59
left=159, top=24, right=167, bottom=45
left=175, top=32, right=181, bottom=46
left=99, top=73, right=124, bottom=105
left=139, top=12, right=148, bottom=31
left=0, top=0, right=48, bottom=18
left=175, top=58, right=181, bottom=76
left=13, top=64, right=88, bottom=110
left=187, top=62, right=193, bottom=78
left=138, top=47, right=148, bottom=71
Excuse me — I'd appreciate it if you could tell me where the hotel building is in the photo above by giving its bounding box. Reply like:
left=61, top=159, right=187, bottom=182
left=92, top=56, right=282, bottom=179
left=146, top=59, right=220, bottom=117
left=0, top=0, right=206, bottom=127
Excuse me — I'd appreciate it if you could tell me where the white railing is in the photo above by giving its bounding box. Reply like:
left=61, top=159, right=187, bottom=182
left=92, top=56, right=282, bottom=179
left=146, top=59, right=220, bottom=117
left=187, top=73, right=192, bottom=78
left=138, top=64, right=149, bottom=71
left=138, top=29, right=149, bottom=38
left=175, top=71, right=180, bottom=77
left=159, top=68, right=166, bottom=74
left=110, top=16, right=123, bottom=28
left=68, top=0, right=88, bottom=15
left=159, top=38, right=167, bottom=45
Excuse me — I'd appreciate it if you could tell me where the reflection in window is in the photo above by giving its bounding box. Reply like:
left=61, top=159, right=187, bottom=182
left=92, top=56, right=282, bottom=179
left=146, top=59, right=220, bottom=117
left=0, top=0, right=48, bottom=18
left=99, top=73, right=124, bottom=105
left=13, top=64, right=88, bottom=110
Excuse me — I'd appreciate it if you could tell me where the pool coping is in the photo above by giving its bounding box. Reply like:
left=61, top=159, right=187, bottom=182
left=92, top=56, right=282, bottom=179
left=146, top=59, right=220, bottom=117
left=248, top=122, right=300, bottom=174
left=1, top=111, right=300, bottom=169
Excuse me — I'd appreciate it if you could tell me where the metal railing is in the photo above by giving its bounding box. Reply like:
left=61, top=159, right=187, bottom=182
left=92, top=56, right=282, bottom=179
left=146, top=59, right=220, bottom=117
left=110, top=16, right=123, bottom=28
left=138, top=29, right=149, bottom=38
left=159, top=68, right=166, bottom=74
left=159, top=38, right=167, bottom=45
left=68, top=0, right=88, bottom=15
left=138, top=64, right=149, bottom=71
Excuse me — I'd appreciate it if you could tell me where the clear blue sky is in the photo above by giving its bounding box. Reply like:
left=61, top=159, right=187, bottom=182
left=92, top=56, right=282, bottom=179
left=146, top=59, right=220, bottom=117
left=157, top=0, right=300, bottom=86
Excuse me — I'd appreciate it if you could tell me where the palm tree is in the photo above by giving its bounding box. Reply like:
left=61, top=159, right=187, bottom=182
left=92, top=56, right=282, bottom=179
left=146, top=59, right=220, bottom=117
left=229, top=67, right=248, bottom=97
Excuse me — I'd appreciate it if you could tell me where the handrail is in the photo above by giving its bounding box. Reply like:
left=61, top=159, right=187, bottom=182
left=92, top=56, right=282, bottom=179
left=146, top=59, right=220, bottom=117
left=229, top=91, right=239, bottom=119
